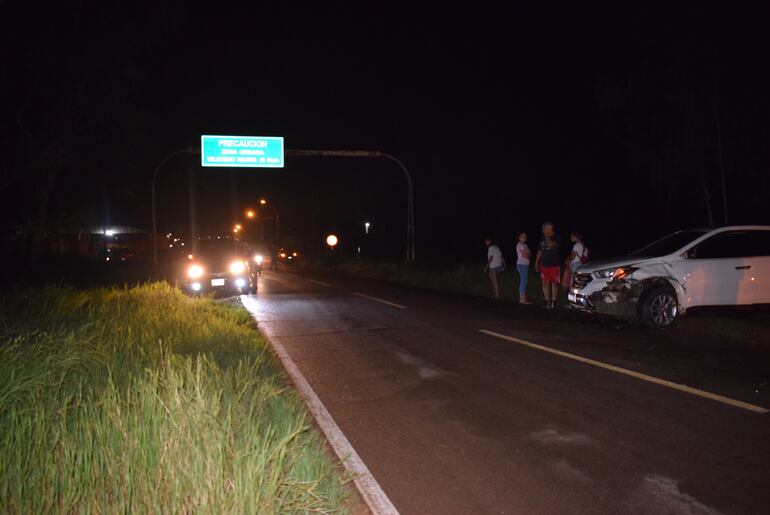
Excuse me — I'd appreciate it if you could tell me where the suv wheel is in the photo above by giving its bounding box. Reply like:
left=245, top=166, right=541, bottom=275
left=640, top=286, right=678, bottom=328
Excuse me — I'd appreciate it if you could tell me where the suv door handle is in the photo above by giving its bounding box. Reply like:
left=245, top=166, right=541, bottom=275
left=735, top=265, right=752, bottom=270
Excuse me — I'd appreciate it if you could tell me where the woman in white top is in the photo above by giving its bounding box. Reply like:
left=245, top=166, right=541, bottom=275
left=563, top=230, right=588, bottom=288
left=515, top=232, right=531, bottom=304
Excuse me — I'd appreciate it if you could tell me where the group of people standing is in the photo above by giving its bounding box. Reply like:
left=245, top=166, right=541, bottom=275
left=483, top=222, right=588, bottom=309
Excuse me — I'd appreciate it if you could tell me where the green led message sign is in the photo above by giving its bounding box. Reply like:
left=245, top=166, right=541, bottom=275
left=200, top=135, right=284, bottom=168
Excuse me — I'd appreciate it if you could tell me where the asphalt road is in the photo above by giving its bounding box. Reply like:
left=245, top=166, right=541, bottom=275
left=242, top=269, right=770, bottom=515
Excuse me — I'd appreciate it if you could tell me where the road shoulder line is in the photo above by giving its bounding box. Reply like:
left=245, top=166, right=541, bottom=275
left=353, top=292, right=406, bottom=309
left=309, top=279, right=332, bottom=287
left=479, top=329, right=769, bottom=414
left=241, top=296, right=399, bottom=514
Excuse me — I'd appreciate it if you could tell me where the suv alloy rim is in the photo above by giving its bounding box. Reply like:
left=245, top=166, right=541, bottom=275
left=650, top=292, right=677, bottom=326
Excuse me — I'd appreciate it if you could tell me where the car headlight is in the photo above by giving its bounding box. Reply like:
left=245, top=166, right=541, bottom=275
left=594, top=266, right=637, bottom=281
left=254, top=254, right=263, bottom=264
left=188, top=264, right=204, bottom=279
left=229, top=260, right=246, bottom=274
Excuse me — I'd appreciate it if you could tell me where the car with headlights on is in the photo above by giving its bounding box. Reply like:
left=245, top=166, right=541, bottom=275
left=183, top=239, right=257, bottom=295
left=569, top=226, right=770, bottom=328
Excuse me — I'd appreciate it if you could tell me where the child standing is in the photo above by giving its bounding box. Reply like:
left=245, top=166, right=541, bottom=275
left=516, top=232, right=531, bottom=304
left=483, top=237, right=506, bottom=299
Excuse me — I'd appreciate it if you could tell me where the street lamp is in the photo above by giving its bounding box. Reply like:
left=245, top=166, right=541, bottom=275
left=326, top=234, right=338, bottom=248
left=245, top=210, right=255, bottom=219
left=259, top=198, right=267, bottom=205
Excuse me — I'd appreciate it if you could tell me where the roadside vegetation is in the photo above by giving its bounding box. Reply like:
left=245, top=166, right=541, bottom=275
left=0, top=283, right=349, bottom=513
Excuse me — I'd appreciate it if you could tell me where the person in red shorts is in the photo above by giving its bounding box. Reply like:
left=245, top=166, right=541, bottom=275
left=535, top=221, right=561, bottom=310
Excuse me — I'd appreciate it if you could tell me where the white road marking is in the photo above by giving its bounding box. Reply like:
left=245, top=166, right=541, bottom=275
left=353, top=292, right=406, bottom=309
left=308, top=279, right=332, bottom=287
left=241, top=295, right=399, bottom=514
left=479, top=329, right=769, bottom=414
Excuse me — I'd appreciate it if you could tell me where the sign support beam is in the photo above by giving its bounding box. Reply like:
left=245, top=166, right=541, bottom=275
left=286, top=149, right=415, bottom=262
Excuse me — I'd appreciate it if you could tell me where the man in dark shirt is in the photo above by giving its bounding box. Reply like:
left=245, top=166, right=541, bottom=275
left=535, top=221, right=560, bottom=310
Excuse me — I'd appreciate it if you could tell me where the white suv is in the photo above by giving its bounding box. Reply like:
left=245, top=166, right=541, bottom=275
left=568, top=226, right=770, bottom=328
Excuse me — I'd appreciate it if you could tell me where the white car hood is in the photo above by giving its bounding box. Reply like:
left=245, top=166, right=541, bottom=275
left=577, top=255, right=667, bottom=273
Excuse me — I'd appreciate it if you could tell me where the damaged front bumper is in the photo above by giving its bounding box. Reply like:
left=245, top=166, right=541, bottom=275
left=568, top=273, right=641, bottom=318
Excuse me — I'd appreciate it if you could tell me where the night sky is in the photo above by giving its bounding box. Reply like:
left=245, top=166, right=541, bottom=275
left=3, top=2, right=770, bottom=261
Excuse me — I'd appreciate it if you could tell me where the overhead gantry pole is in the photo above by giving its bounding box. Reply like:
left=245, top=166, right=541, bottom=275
left=286, top=149, right=415, bottom=262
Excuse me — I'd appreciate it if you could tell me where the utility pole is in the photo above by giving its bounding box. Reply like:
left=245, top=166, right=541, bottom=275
left=151, top=147, right=200, bottom=265
left=187, top=150, right=198, bottom=253
left=715, top=100, right=728, bottom=224
left=285, top=149, right=415, bottom=261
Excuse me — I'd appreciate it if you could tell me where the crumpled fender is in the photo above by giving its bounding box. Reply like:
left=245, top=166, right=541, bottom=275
left=587, top=262, right=686, bottom=317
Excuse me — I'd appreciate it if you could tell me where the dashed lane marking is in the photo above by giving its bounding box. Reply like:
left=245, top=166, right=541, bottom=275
left=353, top=292, right=407, bottom=309
left=479, top=329, right=769, bottom=414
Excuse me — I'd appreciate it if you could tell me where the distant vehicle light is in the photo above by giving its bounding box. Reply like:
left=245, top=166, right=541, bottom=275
left=288, top=256, right=293, bottom=260
left=105, top=257, right=110, bottom=262
left=255, top=254, right=264, bottom=264
left=279, top=252, right=287, bottom=258
left=187, top=254, right=193, bottom=260
left=191, top=282, right=202, bottom=291
left=188, top=264, right=204, bottom=279
left=229, top=261, right=246, bottom=274
left=104, top=229, right=116, bottom=237
left=292, top=252, right=298, bottom=257
left=326, top=234, right=338, bottom=247
left=235, top=278, right=246, bottom=288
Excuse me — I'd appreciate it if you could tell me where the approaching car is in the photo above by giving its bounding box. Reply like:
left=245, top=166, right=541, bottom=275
left=569, top=226, right=770, bottom=328
left=183, top=239, right=257, bottom=295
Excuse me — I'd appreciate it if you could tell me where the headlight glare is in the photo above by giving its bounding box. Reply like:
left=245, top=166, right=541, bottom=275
left=229, top=260, right=246, bottom=274
left=254, top=254, right=263, bottom=264
left=188, top=264, right=204, bottom=279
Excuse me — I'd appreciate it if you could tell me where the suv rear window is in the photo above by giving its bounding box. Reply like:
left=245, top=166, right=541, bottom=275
left=691, top=230, right=770, bottom=259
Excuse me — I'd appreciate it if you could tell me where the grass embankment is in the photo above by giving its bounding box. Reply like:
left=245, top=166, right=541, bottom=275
left=0, top=284, right=349, bottom=513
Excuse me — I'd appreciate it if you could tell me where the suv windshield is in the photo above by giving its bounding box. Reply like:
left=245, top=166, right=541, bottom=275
left=196, top=239, right=243, bottom=256
left=629, top=230, right=708, bottom=257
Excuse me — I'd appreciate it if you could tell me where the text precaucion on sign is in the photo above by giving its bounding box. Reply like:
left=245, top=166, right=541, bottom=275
left=200, top=135, right=284, bottom=168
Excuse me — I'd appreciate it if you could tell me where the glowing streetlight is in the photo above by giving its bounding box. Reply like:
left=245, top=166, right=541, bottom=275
left=245, top=210, right=255, bottom=219
left=326, top=234, right=338, bottom=248
left=259, top=198, right=267, bottom=205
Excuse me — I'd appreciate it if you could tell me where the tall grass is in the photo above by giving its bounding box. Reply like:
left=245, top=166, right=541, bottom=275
left=0, top=283, right=349, bottom=513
